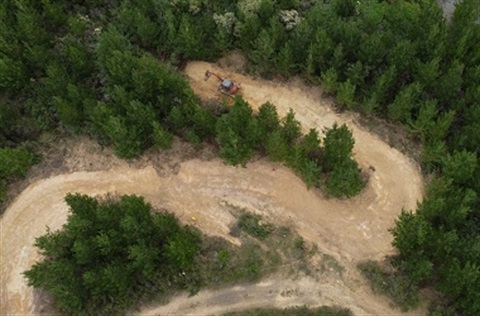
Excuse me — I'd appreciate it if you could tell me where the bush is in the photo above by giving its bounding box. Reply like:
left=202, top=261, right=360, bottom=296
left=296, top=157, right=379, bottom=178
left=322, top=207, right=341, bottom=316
left=238, top=212, right=273, bottom=240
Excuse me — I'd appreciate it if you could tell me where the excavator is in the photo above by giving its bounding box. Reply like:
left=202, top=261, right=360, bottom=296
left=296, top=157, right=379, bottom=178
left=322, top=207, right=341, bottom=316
left=204, top=70, right=240, bottom=97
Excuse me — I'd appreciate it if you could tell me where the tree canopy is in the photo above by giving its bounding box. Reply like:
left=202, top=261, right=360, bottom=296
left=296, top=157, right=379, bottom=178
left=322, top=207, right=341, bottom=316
left=24, top=194, right=201, bottom=315
left=1, top=0, right=480, bottom=313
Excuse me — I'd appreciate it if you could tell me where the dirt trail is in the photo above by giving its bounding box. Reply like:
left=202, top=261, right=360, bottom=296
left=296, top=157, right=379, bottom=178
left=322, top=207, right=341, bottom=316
left=0, top=61, right=423, bottom=315
left=186, top=61, right=423, bottom=261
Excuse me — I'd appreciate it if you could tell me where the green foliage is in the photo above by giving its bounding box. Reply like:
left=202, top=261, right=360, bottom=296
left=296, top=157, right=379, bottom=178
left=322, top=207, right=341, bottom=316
left=250, top=29, right=275, bottom=74
left=280, top=109, right=301, bottom=145
left=0, top=57, right=28, bottom=95
left=224, top=305, right=353, bottom=316
left=257, top=101, right=280, bottom=145
left=438, top=259, right=480, bottom=315
left=322, top=123, right=355, bottom=170
left=152, top=121, right=174, bottom=149
left=392, top=174, right=480, bottom=315
left=277, top=42, right=294, bottom=77
left=336, top=79, right=356, bottom=110
left=24, top=194, right=201, bottom=315
left=441, top=150, right=477, bottom=185
left=216, top=98, right=256, bottom=166
left=321, top=68, right=339, bottom=95
left=4, top=3, right=478, bottom=313
left=287, top=129, right=322, bottom=188
left=238, top=212, right=273, bottom=240
left=322, top=123, right=364, bottom=197
left=0, top=147, right=36, bottom=179
left=358, top=261, right=419, bottom=311
left=388, top=82, right=422, bottom=123
left=175, top=15, right=204, bottom=59
left=290, top=152, right=322, bottom=189
left=334, top=0, right=357, bottom=18
left=325, top=159, right=363, bottom=198
left=266, top=130, right=290, bottom=162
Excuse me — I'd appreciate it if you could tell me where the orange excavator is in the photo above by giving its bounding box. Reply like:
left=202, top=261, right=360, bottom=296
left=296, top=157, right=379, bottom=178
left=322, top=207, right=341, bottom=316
left=204, top=70, right=240, bottom=97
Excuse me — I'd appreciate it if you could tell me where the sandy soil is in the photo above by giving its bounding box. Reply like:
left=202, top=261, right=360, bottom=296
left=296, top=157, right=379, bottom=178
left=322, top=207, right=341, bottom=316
left=0, top=61, right=424, bottom=315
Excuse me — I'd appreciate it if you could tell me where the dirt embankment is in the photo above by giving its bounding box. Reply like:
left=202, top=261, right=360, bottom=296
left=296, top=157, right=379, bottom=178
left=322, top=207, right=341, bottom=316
left=0, top=61, right=424, bottom=315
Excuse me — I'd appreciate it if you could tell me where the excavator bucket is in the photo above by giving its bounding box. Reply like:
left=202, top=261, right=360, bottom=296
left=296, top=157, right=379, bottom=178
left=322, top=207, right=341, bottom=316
left=204, top=70, right=211, bottom=81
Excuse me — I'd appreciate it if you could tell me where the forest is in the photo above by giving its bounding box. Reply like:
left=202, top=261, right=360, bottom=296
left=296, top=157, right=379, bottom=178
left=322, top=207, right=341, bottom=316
left=1, top=0, right=479, bottom=315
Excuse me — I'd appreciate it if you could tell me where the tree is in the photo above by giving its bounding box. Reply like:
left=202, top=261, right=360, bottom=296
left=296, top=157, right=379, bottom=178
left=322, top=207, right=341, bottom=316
left=276, top=42, right=294, bottom=77
left=280, top=109, right=301, bottom=145
left=321, top=68, right=339, bottom=95
left=266, top=130, right=290, bottom=162
left=334, top=0, right=356, bottom=18
left=250, top=29, right=275, bottom=74
left=387, top=82, right=421, bottom=123
left=336, top=79, right=356, bottom=110
left=322, top=123, right=363, bottom=197
left=303, top=28, right=335, bottom=80
left=439, top=260, right=480, bottom=315
left=0, top=57, right=28, bottom=95
left=287, top=144, right=322, bottom=189
left=152, top=121, right=174, bottom=149
left=215, top=97, right=256, bottom=166
left=346, top=61, right=366, bottom=87
left=116, top=5, right=159, bottom=49
left=174, top=15, right=202, bottom=59
left=325, top=158, right=363, bottom=197
left=322, top=123, right=355, bottom=171
left=256, top=102, right=280, bottom=145
left=441, top=150, right=477, bottom=185
left=0, top=147, right=36, bottom=179
left=369, top=65, right=397, bottom=108
left=299, top=128, right=321, bottom=158
left=24, top=194, right=201, bottom=315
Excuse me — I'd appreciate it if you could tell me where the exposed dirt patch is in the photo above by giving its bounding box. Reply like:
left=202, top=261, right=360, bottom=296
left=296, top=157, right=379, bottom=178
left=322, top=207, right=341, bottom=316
left=1, top=61, right=424, bottom=315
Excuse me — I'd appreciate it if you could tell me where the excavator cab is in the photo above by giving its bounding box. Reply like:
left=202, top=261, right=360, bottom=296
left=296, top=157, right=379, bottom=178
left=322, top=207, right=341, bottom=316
left=205, top=70, right=240, bottom=97
left=221, top=79, right=234, bottom=91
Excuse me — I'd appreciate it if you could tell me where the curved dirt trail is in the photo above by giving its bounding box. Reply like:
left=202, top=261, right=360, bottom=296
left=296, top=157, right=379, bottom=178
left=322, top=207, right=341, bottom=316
left=185, top=61, right=423, bottom=261
left=0, top=61, right=423, bottom=315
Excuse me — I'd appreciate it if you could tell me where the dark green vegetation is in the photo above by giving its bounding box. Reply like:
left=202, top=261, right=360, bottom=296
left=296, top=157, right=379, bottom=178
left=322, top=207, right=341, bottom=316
left=224, top=305, right=353, bottom=316
left=2, top=0, right=479, bottom=314
left=0, top=0, right=363, bottom=211
left=217, top=99, right=363, bottom=197
left=24, top=195, right=314, bottom=315
left=24, top=194, right=201, bottom=315
left=0, top=147, right=37, bottom=203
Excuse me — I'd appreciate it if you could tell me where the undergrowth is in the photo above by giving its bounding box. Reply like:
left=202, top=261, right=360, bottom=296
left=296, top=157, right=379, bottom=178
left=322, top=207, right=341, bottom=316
left=357, top=260, right=419, bottom=311
left=191, top=209, right=316, bottom=290
left=224, top=305, right=353, bottom=316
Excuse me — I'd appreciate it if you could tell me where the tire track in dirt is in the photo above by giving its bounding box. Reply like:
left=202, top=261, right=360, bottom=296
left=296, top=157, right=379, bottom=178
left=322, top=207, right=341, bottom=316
left=0, top=62, right=423, bottom=315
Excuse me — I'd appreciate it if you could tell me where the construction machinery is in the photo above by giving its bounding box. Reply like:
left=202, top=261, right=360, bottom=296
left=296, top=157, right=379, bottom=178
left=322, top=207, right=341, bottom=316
left=204, top=70, right=240, bottom=97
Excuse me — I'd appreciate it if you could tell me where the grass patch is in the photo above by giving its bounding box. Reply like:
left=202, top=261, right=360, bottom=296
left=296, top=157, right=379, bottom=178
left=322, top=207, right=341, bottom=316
left=358, top=260, right=419, bottom=311
left=237, top=211, right=273, bottom=240
left=189, top=209, right=315, bottom=292
left=321, top=254, right=345, bottom=275
left=224, top=305, right=353, bottom=316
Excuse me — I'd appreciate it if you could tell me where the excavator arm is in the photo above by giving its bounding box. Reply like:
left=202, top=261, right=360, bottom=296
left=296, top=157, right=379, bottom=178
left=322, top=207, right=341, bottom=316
left=204, top=70, right=224, bottom=82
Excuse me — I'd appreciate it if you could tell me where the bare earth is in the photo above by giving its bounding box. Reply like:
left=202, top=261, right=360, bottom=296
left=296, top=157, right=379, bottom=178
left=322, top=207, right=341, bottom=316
left=0, top=61, right=424, bottom=315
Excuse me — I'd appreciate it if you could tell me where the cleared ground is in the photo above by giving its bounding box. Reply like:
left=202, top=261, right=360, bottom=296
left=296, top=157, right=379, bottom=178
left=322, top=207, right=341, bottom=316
left=0, top=61, right=424, bottom=315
